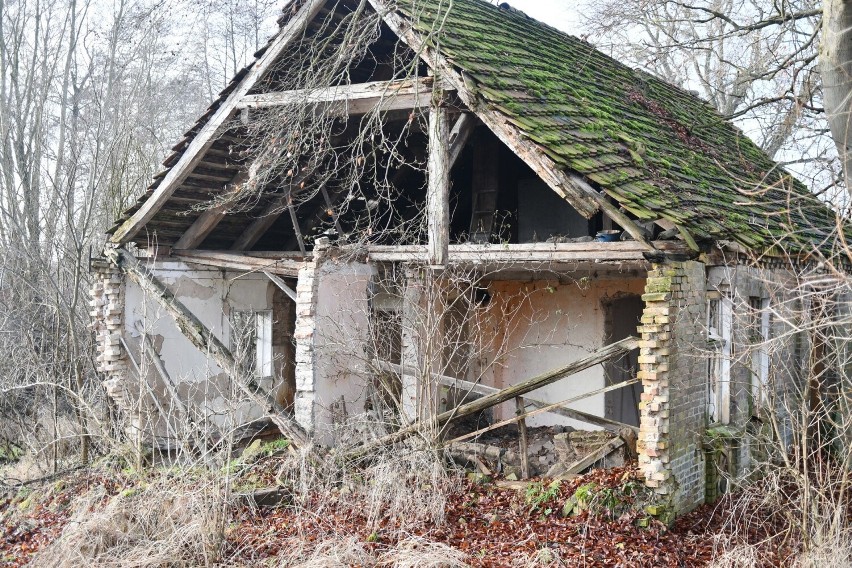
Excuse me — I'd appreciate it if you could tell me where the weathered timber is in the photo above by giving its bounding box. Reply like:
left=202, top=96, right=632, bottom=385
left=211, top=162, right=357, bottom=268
left=237, top=77, right=453, bottom=114
left=448, top=112, right=476, bottom=168
left=515, top=396, right=530, bottom=479
left=170, top=250, right=305, bottom=276
left=561, top=437, right=625, bottom=477
left=567, top=174, right=655, bottom=251
left=110, top=0, right=326, bottom=244
left=444, top=377, right=640, bottom=445
left=427, top=96, right=450, bottom=266
left=105, top=247, right=310, bottom=447
left=374, top=359, right=637, bottom=433
left=364, top=241, right=687, bottom=264
left=263, top=270, right=297, bottom=302
left=352, top=337, right=639, bottom=455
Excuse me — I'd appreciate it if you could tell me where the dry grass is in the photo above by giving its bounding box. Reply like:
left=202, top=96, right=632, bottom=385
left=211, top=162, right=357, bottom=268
left=377, top=536, right=468, bottom=567
left=30, top=472, right=223, bottom=567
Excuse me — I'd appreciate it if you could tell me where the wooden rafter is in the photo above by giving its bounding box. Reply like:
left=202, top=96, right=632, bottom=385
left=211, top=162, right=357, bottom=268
left=110, top=0, right=327, bottom=244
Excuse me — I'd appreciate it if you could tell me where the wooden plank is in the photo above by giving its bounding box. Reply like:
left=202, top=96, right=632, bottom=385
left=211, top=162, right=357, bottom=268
left=170, top=250, right=304, bottom=277
left=230, top=195, right=290, bottom=251
left=427, top=97, right=450, bottom=266
left=448, top=112, right=476, bottom=168
left=106, top=247, right=311, bottom=448
left=444, top=378, right=640, bottom=446
left=350, top=337, right=639, bottom=456
left=263, top=270, right=297, bottom=302
left=287, top=197, right=307, bottom=255
left=237, top=77, right=451, bottom=114
left=561, top=437, right=625, bottom=476
left=110, top=0, right=327, bottom=244
left=516, top=396, right=530, bottom=479
left=375, top=359, right=637, bottom=433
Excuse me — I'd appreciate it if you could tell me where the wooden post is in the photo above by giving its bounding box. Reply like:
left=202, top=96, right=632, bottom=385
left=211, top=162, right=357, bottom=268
left=515, top=396, right=530, bottom=479
left=427, top=93, right=450, bottom=267
left=400, top=266, right=424, bottom=423
left=105, top=247, right=311, bottom=448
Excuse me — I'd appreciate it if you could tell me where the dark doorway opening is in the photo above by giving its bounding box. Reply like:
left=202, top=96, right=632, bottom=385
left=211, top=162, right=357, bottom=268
left=604, top=295, right=643, bottom=426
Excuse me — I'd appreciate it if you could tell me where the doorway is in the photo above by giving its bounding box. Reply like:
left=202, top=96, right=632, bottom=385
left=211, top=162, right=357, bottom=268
left=604, top=294, right=644, bottom=426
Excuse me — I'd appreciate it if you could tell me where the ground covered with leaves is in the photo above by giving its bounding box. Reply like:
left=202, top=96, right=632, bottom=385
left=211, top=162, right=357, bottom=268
left=1, top=454, right=797, bottom=567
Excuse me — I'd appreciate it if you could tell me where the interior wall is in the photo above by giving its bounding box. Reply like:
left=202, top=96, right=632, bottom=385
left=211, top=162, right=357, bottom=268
left=479, top=275, right=646, bottom=429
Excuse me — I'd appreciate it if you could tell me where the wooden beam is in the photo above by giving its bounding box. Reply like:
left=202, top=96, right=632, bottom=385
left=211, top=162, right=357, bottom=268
left=448, top=112, right=476, bottom=168
left=287, top=197, right=307, bottom=255
left=237, top=77, right=452, bottom=114
left=350, top=337, right=639, bottom=456
left=364, top=241, right=687, bottom=265
left=110, top=0, right=326, bottom=244
left=515, top=396, right=530, bottom=479
left=561, top=437, right=625, bottom=476
left=173, top=140, right=285, bottom=250
left=106, top=247, right=311, bottom=447
left=231, top=195, right=289, bottom=251
left=375, top=359, right=637, bottom=433
left=427, top=95, right=450, bottom=266
left=567, top=174, right=656, bottom=252
left=263, top=270, right=297, bottom=302
left=170, top=250, right=305, bottom=277
left=228, top=165, right=320, bottom=252
left=444, top=378, right=640, bottom=445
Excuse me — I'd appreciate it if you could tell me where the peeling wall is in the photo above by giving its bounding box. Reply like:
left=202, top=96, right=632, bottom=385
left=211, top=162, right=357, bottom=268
left=122, top=260, right=283, bottom=436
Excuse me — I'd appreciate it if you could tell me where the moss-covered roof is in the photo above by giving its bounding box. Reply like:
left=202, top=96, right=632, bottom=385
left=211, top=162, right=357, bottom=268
left=394, top=0, right=840, bottom=255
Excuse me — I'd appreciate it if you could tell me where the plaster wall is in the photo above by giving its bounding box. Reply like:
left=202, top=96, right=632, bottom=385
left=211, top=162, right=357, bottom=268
left=482, top=276, right=645, bottom=428
left=123, top=260, right=278, bottom=433
left=310, top=259, right=377, bottom=443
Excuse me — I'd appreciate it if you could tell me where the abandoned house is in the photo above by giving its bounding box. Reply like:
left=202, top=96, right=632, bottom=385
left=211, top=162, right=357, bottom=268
left=90, top=0, right=844, bottom=514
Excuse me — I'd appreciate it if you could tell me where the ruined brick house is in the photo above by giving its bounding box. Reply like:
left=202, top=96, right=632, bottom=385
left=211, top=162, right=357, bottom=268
left=90, top=0, right=842, bottom=513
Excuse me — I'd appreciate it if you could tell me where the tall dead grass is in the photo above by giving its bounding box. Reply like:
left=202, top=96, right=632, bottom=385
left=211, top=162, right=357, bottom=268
left=31, top=472, right=223, bottom=567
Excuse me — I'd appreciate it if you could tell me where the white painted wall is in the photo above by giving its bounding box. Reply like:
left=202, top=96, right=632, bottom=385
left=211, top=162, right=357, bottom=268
left=311, top=259, right=376, bottom=442
left=123, top=260, right=276, bottom=433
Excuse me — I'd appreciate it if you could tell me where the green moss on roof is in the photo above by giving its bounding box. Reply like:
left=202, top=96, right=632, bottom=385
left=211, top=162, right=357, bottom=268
left=397, top=0, right=842, bottom=255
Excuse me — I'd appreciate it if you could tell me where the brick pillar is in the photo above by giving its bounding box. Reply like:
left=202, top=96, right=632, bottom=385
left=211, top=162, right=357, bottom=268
left=293, top=245, right=326, bottom=433
left=90, top=260, right=129, bottom=406
left=637, top=261, right=707, bottom=514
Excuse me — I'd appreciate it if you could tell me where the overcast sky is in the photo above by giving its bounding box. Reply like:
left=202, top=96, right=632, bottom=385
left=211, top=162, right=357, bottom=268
left=486, top=0, right=582, bottom=35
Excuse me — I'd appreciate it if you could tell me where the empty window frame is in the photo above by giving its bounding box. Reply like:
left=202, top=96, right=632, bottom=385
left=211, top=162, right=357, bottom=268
left=748, top=296, right=771, bottom=410
left=231, top=310, right=274, bottom=379
left=707, top=292, right=732, bottom=424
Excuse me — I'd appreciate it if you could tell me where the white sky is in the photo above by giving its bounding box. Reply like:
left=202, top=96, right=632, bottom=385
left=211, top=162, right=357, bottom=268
left=485, top=0, right=582, bottom=34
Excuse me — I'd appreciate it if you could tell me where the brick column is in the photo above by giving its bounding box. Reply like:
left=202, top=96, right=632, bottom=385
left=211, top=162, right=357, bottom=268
left=90, top=260, right=129, bottom=407
left=293, top=245, right=326, bottom=433
left=637, top=261, right=707, bottom=514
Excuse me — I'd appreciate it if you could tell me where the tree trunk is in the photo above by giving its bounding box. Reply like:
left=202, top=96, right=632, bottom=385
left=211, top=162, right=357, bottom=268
left=821, top=0, right=852, bottom=188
